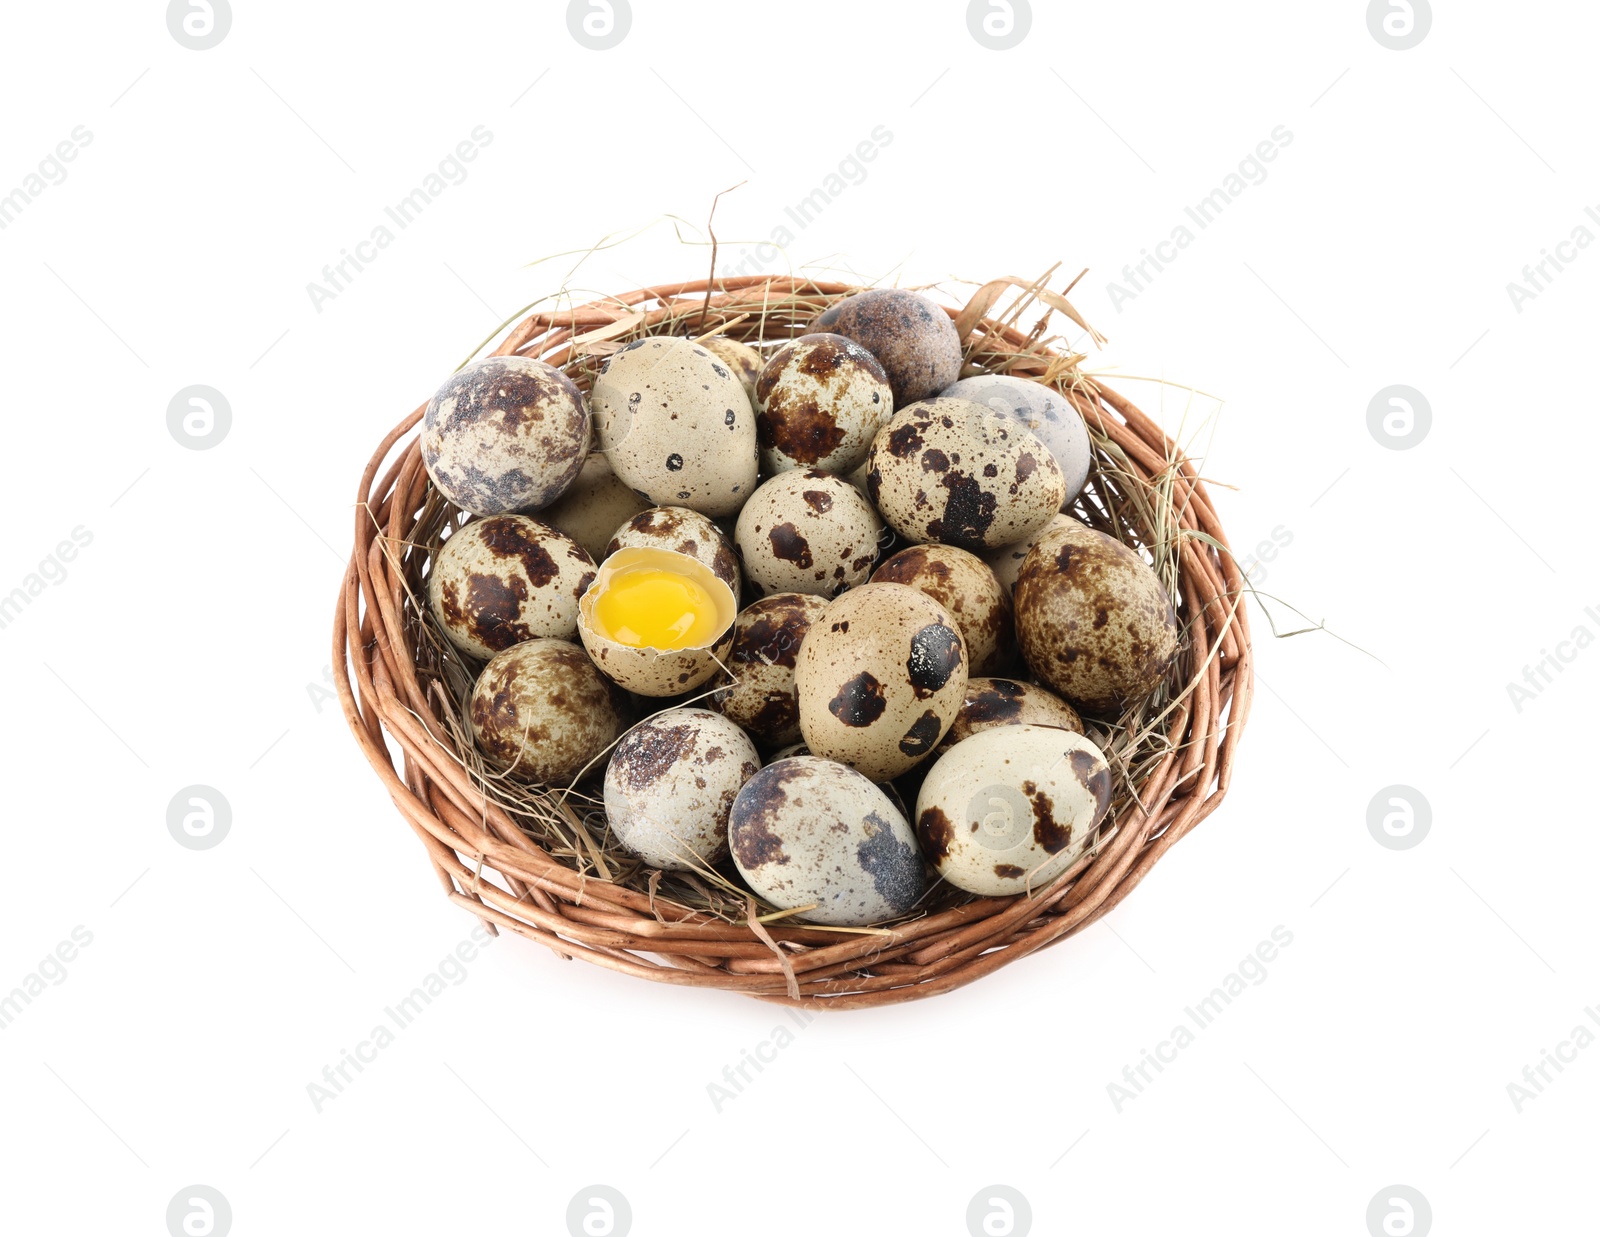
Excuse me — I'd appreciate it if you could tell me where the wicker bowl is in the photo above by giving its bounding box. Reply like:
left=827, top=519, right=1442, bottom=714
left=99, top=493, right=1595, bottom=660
left=334, top=274, right=1253, bottom=1009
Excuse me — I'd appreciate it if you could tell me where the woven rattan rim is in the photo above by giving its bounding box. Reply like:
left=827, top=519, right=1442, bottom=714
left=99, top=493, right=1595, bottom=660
left=333, top=274, right=1254, bottom=1009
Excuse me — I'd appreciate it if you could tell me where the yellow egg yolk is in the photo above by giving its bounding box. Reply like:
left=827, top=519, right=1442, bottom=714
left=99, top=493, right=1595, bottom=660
left=592, top=565, right=723, bottom=650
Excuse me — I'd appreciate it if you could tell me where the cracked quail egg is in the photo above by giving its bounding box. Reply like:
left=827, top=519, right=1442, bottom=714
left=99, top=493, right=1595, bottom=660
left=795, top=581, right=968, bottom=782
left=469, top=638, right=624, bottom=785
left=866, top=397, right=1066, bottom=552
left=422, top=355, right=589, bottom=516
left=915, top=724, right=1112, bottom=896
left=604, top=708, right=760, bottom=871
left=734, top=469, right=884, bottom=598
left=728, top=756, right=925, bottom=926
left=589, top=336, right=758, bottom=518
left=755, top=333, right=893, bottom=474
left=577, top=546, right=738, bottom=697
left=428, top=515, right=597, bottom=660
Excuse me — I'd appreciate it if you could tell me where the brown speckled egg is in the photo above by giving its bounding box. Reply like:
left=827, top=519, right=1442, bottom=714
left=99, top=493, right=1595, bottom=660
left=1014, top=521, right=1180, bottom=716
left=422, top=356, right=588, bottom=516
left=944, top=677, right=1084, bottom=747
left=710, top=593, right=829, bottom=749
left=603, top=708, right=759, bottom=871
left=755, top=333, right=893, bottom=474
left=604, top=505, right=740, bottom=596
left=866, top=397, right=1067, bottom=553
left=539, top=453, right=650, bottom=562
left=871, top=543, right=1014, bottom=675
left=810, top=289, right=962, bottom=407
left=796, top=582, right=968, bottom=782
left=986, top=513, right=1074, bottom=594
left=590, top=336, right=758, bottom=518
left=728, top=756, right=925, bottom=926
left=700, top=335, right=765, bottom=403
left=734, top=469, right=883, bottom=598
left=577, top=547, right=739, bottom=697
left=469, top=638, right=623, bottom=784
left=940, top=374, right=1093, bottom=504
left=915, top=724, right=1112, bottom=896
left=428, top=515, right=597, bottom=661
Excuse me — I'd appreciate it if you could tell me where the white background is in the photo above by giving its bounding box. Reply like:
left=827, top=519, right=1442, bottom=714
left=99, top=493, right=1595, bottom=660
left=2, top=1, right=1596, bottom=1234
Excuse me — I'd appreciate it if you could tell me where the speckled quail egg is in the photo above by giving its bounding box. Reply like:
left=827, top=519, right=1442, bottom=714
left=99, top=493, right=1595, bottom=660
left=734, top=469, right=884, bottom=598
left=728, top=756, right=925, bottom=926
left=796, top=582, right=968, bottom=782
left=700, top=335, right=765, bottom=403
left=577, top=546, right=738, bottom=697
left=538, top=453, right=650, bottom=562
left=986, top=513, right=1074, bottom=594
left=469, top=638, right=624, bottom=785
left=428, top=515, right=597, bottom=660
left=755, top=333, right=894, bottom=474
left=943, top=677, right=1084, bottom=747
left=811, top=289, right=963, bottom=407
left=589, top=336, right=758, bottom=518
left=941, top=373, right=1093, bottom=504
left=867, top=397, right=1066, bottom=552
left=605, top=505, right=740, bottom=596
left=1014, top=520, right=1180, bottom=716
left=422, top=355, right=589, bottom=516
left=710, top=593, right=830, bottom=749
left=603, top=708, right=760, bottom=871
left=871, top=543, right=1014, bottom=675
left=916, top=724, right=1112, bottom=896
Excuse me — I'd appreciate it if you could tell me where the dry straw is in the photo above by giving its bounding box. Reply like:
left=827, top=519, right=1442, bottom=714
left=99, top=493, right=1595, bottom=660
left=333, top=272, right=1254, bottom=1009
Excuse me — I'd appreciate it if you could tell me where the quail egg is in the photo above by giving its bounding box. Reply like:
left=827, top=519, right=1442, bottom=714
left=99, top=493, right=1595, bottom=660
left=589, top=336, right=758, bottom=518
left=428, top=515, right=597, bottom=660
left=710, top=592, right=829, bottom=749
left=1014, top=520, right=1180, bottom=715
left=728, top=756, right=925, bottom=926
left=796, top=581, right=968, bottom=782
left=469, top=638, right=624, bottom=785
left=755, top=333, right=893, bottom=474
left=810, top=289, right=963, bottom=407
left=422, top=355, right=589, bottom=516
left=915, top=724, right=1112, bottom=896
left=867, top=397, right=1067, bottom=552
left=940, top=373, right=1093, bottom=504
left=604, top=708, right=760, bottom=871
left=871, top=543, right=1014, bottom=675
left=734, top=469, right=884, bottom=598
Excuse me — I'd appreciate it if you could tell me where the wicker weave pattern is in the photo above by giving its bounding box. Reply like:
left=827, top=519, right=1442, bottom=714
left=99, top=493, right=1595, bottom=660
left=334, top=276, right=1253, bottom=1009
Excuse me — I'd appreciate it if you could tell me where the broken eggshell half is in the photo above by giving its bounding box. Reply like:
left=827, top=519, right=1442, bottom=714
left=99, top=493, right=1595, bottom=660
left=577, top=546, right=737, bottom=696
